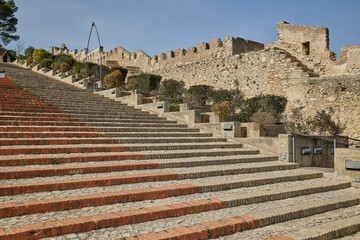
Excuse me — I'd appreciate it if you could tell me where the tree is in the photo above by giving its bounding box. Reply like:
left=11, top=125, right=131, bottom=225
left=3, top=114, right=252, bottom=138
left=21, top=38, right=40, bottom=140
left=14, top=39, right=24, bottom=57
left=24, top=46, right=35, bottom=58
left=0, top=0, right=19, bottom=46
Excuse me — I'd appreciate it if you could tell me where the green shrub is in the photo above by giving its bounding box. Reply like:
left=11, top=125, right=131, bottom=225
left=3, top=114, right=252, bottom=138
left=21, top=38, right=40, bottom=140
left=210, top=88, right=243, bottom=113
left=73, top=61, right=85, bottom=74
left=211, top=101, right=231, bottom=117
left=185, top=85, right=213, bottom=107
left=17, top=54, right=26, bottom=60
left=50, top=62, right=60, bottom=70
left=125, top=76, right=140, bottom=91
left=158, top=79, right=185, bottom=103
left=104, top=70, right=123, bottom=88
left=25, top=56, right=33, bottom=63
left=131, top=74, right=162, bottom=93
left=111, top=67, right=128, bottom=80
left=238, top=95, right=287, bottom=122
left=24, top=46, right=35, bottom=58
left=39, top=58, right=53, bottom=69
left=32, top=48, right=52, bottom=63
left=59, top=62, right=70, bottom=72
left=308, top=108, right=345, bottom=135
left=57, top=55, right=75, bottom=66
left=282, top=107, right=345, bottom=135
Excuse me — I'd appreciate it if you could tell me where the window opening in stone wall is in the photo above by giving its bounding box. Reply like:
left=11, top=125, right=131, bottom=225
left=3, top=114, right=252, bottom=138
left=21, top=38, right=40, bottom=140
left=302, top=41, right=310, bottom=55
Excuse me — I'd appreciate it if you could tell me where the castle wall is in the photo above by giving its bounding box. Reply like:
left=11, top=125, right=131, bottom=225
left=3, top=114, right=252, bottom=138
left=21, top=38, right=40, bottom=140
left=150, top=47, right=360, bottom=139
left=47, top=22, right=360, bottom=138
left=331, top=45, right=360, bottom=75
left=50, top=37, right=264, bottom=72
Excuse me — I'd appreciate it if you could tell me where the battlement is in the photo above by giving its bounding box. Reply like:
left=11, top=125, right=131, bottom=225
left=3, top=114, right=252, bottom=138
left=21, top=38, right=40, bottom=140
left=50, top=37, right=264, bottom=71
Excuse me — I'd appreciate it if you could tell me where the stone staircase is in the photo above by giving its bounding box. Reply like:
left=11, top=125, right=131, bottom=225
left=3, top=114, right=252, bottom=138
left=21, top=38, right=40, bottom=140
left=275, top=47, right=320, bottom=78
left=0, top=63, right=359, bottom=240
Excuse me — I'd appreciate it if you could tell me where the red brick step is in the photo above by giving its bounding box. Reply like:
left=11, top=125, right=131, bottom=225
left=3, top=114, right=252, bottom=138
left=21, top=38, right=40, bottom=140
left=0, top=162, right=159, bottom=179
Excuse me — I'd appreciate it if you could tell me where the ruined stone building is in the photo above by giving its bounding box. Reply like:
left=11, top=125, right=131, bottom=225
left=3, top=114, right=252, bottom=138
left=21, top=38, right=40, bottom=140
left=50, top=22, right=360, bottom=139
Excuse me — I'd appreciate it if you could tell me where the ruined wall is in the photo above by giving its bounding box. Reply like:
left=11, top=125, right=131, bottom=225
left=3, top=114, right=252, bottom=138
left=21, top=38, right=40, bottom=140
left=266, top=21, right=336, bottom=75
left=151, top=47, right=360, bottom=139
left=329, top=45, right=360, bottom=75
left=268, top=21, right=360, bottom=76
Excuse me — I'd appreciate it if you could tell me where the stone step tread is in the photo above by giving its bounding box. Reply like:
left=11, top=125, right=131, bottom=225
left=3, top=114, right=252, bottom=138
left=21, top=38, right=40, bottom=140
left=30, top=188, right=359, bottom=240
left=0, top=137, right=223, bottom=141
left=284, top=214, right=360, bottom=240
left=0, top=125, right=195, bottom=130
left=0, top=157, right=280, bottom=179
left=0, top=117, right=177, bottom=123
left=119, top=191, right=360, bottom=240
left=0, top=137, right=227, bottom=146
left=0, top=154, right=275, bottom=170
left=0, top=142, right=240, bottom=149
left=0, top=169, right=320, bottom=203
left=0, top=148, right=258, bottom=161
left=0, top=161, right=296, bottom=186
left=0, top=179, right=351, bottom=231
left=223, top=204, right=360, bottom=239
left=0, top=120, right=186, bottom=126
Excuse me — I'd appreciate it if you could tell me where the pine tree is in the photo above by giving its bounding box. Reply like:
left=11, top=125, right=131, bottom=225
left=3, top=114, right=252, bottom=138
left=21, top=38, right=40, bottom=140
left=0, top=0, right=19, bottom=46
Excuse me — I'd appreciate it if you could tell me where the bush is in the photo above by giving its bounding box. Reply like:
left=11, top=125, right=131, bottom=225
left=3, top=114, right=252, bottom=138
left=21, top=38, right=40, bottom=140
left=211, top=101, right=231, bottom=117
left=104, top=70, right=123, bottom=88
left=131, top=74, right=162, bottom=93
left=210, top=88, right=243, bottom=113
left=50, top=62, right=60, bottom=70
left=39, top=58, right=53, bottom=69
left=158, top=79, right=185, bottom=103
left=238, top=95, right=287, bottom=122
left=57, top=55, right=75, bottom=66
left=73, top=61, right=85, bottom=74
left=32, top=48, right=52, bottom=64
left=251, top=111, right=276, bottom=131
left=185, top=85, right=213, bottom=107
left=59, top=62, right=70, bottom=72
left=112, top=67, right=128, bottom=80
left=125, top=76, right=140, bottom=91
left=25, top=57, right=32, bottom=63
left=17, top=54, right=26, bottom=60
left=308, top=108, right=345, bottom=135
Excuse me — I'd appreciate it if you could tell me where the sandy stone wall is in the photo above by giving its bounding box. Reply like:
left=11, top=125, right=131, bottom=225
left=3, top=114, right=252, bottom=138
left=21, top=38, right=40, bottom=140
left=50, top=37, right=264, bottom=72
left=48, top=22, right=360, bottom=139
left=151, top=48, right=360, bottom=139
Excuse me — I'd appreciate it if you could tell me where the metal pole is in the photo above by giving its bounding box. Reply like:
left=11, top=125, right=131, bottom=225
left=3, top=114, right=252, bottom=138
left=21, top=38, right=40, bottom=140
left=85, top=22, right=102, bottom=91
left=334, top=135, right=337, bottom=150
left=292, top=134, right=296, bottom=163
left=92, top=23, right=102, bottom=90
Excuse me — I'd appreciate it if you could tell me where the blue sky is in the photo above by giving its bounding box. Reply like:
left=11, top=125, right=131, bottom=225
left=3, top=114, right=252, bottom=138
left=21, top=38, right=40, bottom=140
left=8, top=0, right=360, bottom=58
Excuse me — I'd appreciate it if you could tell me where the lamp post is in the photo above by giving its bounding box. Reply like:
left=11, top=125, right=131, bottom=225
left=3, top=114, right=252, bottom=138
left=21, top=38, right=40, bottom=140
left=85, top=22, right=103, bottom=91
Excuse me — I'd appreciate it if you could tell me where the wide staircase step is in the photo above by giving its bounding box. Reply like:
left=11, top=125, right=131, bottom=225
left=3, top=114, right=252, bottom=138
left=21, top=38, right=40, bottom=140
left=0, top=62, right=359, bottom=240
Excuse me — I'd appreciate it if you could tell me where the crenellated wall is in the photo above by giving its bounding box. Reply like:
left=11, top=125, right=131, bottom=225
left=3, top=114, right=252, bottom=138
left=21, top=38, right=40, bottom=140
left=50, top=37, right=264, bottom=72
